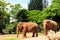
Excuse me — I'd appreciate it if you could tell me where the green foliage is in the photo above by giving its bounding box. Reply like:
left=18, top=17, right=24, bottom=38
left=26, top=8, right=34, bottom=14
left=10, top=4, right=21, bottom=19
left=2, top=22, right=17, bottom=34
left=27, top=10, right=49, bottom=23
left=5, top=38, right=22, bottom=40
left=0, top=0, right=22, bottom=34
left=42, top=0, right=60, bottom=21
left=0, top=1, right=10, bottom=33
left=7, top=24, right=14, bottom=32
left=27, top=10, right=41, bottom=23
left=6, top=38, right=17, bottom=40
left=17, top=9, right=29, bottom=22
left=42, top=7, right=55, bottom=19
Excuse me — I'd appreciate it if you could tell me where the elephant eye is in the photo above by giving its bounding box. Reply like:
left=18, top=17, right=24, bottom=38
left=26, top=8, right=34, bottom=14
left=20, top=24, right=22, bottom=26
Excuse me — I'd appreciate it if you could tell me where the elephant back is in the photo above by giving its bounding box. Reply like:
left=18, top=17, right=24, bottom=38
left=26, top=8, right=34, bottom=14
left=22, top=22, right=39, bottom=32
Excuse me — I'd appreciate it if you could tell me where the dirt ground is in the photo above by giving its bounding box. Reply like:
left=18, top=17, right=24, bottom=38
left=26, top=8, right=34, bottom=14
left=0, top=32, right=60, bottom=40
left=0, top=31, right=60, bottom=40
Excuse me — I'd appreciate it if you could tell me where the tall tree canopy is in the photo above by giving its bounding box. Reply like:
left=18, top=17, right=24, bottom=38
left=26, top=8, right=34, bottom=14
left=0, top=0, right=22, bottom=34
left=0, top=1, right=10, bottom=33
left=28, top=0, right=43, bottom=11
left=17, top=9, right=28, bottom=22
left=42, top=0, right=60, bottom=22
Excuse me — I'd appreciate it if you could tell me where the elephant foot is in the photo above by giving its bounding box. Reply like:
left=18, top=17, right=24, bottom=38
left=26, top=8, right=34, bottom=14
left=32, top=35, right=35, bottom=37
left=36, top=33, right=38, bottom=37
left=22, top=35, right=27, bottom=38
left=32, top=32, right=35, bottom=37
left=32, top=36, right=34, bottom=37
left=36, top=35, right=38, bottom=37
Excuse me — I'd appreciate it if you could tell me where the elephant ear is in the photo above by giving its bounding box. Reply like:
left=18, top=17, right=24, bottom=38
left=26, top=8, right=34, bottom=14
left=20, top=26, right=24, bottom=32
left=20, top=22, right=23, bottom=26
left=20, top=22, right=24, bottom=32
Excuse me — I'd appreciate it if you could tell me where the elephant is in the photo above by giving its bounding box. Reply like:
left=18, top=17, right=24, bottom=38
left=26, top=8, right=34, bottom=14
left=16, top=22, right=40, bottom=38
left=43, top=20, right=58, bottom=36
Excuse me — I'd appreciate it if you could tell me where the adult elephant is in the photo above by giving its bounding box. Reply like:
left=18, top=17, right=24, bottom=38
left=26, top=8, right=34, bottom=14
left=16, top=22, right=40, bottom=38
left=43, top=20, right=58, bottom=36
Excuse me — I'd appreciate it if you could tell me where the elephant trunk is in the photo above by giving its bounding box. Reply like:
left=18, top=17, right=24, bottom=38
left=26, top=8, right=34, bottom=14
left=16, top=26, right=19, bottom=38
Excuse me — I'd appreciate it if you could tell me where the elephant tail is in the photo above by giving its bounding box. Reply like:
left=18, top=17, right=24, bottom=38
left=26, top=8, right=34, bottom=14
left=16, top=26, right=19, bottom=38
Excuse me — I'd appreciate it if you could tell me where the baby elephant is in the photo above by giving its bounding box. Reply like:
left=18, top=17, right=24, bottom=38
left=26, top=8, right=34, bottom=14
left=43, top=20, right=58, bottom=36
left=16, top=22, right=40, bottom=38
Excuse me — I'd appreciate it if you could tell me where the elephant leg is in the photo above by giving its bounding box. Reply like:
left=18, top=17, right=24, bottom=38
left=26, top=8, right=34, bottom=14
left=22, top=28, right=26, bottom=38
left=36, top=32, right=38, bottom=37
left=35, top=29, right=38, bottom=37
left=22, top=31, right=26, bottom=38
left=32, top=32, right=35, bottom=37
left=44, top=27, right=47, bottom=36
left=55, top=28, right=57, bottom=33
left=43, top=24, right=48, bottom=35
left=52, top=29, right=56, bottom=33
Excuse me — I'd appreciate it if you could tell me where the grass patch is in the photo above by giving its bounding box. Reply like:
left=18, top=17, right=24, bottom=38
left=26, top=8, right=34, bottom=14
left=5, top=38, right=22, bottom=40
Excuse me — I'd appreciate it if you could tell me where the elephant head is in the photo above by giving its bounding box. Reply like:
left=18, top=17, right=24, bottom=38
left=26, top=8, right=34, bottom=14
left=43, top=20, right=58, bottom=36
left=16, top=22, right=23, bottom=38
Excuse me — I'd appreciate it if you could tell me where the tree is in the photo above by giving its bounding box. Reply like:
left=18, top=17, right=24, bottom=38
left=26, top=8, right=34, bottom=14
left=17, top=9, right=28, bottom=22
left=27, top=10, right=46, bottom=23
left=0, top=1, right=10, bottom=34
left=10, top=4, right=21, bottom=19
left=42, top=0, right=60, bottom=22
left=43, top=0, right=49, bottom=9
left=28, top=0, right=43, bottom=11
left=41, top=0, right=60, bottom=31
left=51, top=0, right=60, bottom=21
